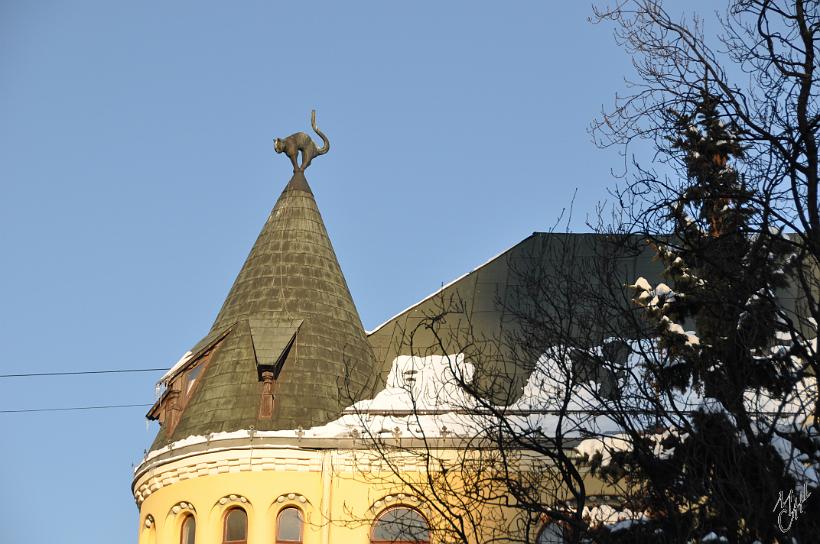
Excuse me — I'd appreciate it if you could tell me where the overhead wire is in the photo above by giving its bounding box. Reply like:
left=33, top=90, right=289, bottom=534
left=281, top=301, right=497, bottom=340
left=0, top=367, right=166, bottom=413
left=0, top=403, right=153, bottom=414
left=0, top=368, right=168, bottom=378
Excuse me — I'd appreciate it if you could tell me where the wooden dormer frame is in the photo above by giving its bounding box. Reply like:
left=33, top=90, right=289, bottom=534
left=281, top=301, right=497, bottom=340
left=146, top=326, right=233, bottom=434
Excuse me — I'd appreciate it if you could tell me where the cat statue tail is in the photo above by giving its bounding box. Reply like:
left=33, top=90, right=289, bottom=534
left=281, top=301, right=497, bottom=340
left=311, top=110, right=330, bottom=155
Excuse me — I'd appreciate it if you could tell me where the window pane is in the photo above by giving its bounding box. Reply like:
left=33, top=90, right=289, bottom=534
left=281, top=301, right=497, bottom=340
left=186, top=365, right=202, bottom=393
left=537, top=523, right=564, bottom=544
left=372, top=507, right=429, bottom=542
left=276, top=507, right=303, bottom=541
left=225, top=509, right=247, bottom=542
left=181, top=516, right=196, bottom=544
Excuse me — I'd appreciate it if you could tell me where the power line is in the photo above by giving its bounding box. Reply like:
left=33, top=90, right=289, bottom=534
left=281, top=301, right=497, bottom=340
left=0, top=403, right=153, bottom=414
left=0, top=368, right=168, bottom=378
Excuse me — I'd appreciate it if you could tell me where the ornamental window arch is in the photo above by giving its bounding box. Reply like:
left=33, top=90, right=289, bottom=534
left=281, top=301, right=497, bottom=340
left=270, top=493, right=312, bottom=544
left=164, top=502, right=197, bottom=544
left=275, top=505, right=304, bottom=543
left=370, top=505, right=431, bottom=544
left=211, top=494, right=252, bottom=544
left=139, top=514, right=156, bottom=544
left=222, top=506, right=248, bottom=544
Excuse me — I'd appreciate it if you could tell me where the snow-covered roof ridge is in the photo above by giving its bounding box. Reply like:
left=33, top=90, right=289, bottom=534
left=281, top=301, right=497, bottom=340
left=157, top=324, right=236, bottom=386
left=158, top=350, right=193, bottom=385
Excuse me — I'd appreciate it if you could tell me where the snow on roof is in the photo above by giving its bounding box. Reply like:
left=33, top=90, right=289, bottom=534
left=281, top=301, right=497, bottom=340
left=583, top=504, right=648, bottom=532
left=143, top=337, right=818, bottom=493
left=158, top=350, right=193, bottom=385
left=576, top=435, right=631, bottom=466
left=700, top=532, right=729, bottom=543
left=352, top=354, right=475, bottom=411
left=143, top=347, right=622, bottom=464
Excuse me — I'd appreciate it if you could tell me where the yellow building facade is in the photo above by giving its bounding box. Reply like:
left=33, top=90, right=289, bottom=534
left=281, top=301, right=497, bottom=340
left=134, top=440, right=609, bottom=543
left=132, top=136, right=616, bottom=544
left=134, top=444, right=428, bottom=544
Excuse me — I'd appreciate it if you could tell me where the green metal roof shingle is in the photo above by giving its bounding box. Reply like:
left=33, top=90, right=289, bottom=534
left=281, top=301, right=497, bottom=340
left=151, top=171, right=378, bottom=449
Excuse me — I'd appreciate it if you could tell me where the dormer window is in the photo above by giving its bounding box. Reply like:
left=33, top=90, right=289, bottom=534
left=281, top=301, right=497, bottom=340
left=185, top=364, right=203, bottom=396
left=146, top=329, right=230, bottom=436
left=250, top=318, right=303, bottom=420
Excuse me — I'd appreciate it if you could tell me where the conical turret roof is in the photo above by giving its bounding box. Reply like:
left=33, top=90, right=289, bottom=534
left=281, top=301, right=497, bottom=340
left=151, top=171, right=377, bottom=446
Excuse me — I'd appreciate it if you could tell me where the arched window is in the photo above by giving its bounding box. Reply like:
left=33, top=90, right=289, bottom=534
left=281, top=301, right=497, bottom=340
left=223, top=508, right=248, bottom=544
left=276, top=507, right=303, bottom=543
left=180, top=515, right=196, bottom=544
left=371, top=507, right=430, bottom=544
left=537, top=522, right=565, bottom=544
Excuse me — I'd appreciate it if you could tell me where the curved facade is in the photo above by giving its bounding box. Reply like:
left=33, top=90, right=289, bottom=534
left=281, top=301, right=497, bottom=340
left=134, top=437, right=441, bottom=544
left=135, top=169, right=450, bottom=543
left=133, top=165, right=620, bottom=543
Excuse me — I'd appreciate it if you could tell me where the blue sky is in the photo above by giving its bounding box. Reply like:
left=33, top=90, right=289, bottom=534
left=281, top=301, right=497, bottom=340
left=0, top=1, right=717, bottom=542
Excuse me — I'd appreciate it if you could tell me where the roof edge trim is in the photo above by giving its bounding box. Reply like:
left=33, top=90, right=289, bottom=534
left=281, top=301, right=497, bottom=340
left=158, top=322, right=236, bottom=385
left=366, top=233, right=540, bottom=336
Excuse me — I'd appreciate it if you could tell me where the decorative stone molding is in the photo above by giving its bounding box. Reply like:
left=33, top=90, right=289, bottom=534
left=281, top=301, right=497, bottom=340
left=368, top=493, right=422, bottom=515
left=275, top=492, right=311, bottom=505
left=133, top=448, right=325, bottom=505
left=217, top=494, right=249, bottom=507
left=132, top=446, right=465, bottom=506
left=170, top=501, right=196, bottom=516
left=143, top=514, right=155, bottom=528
